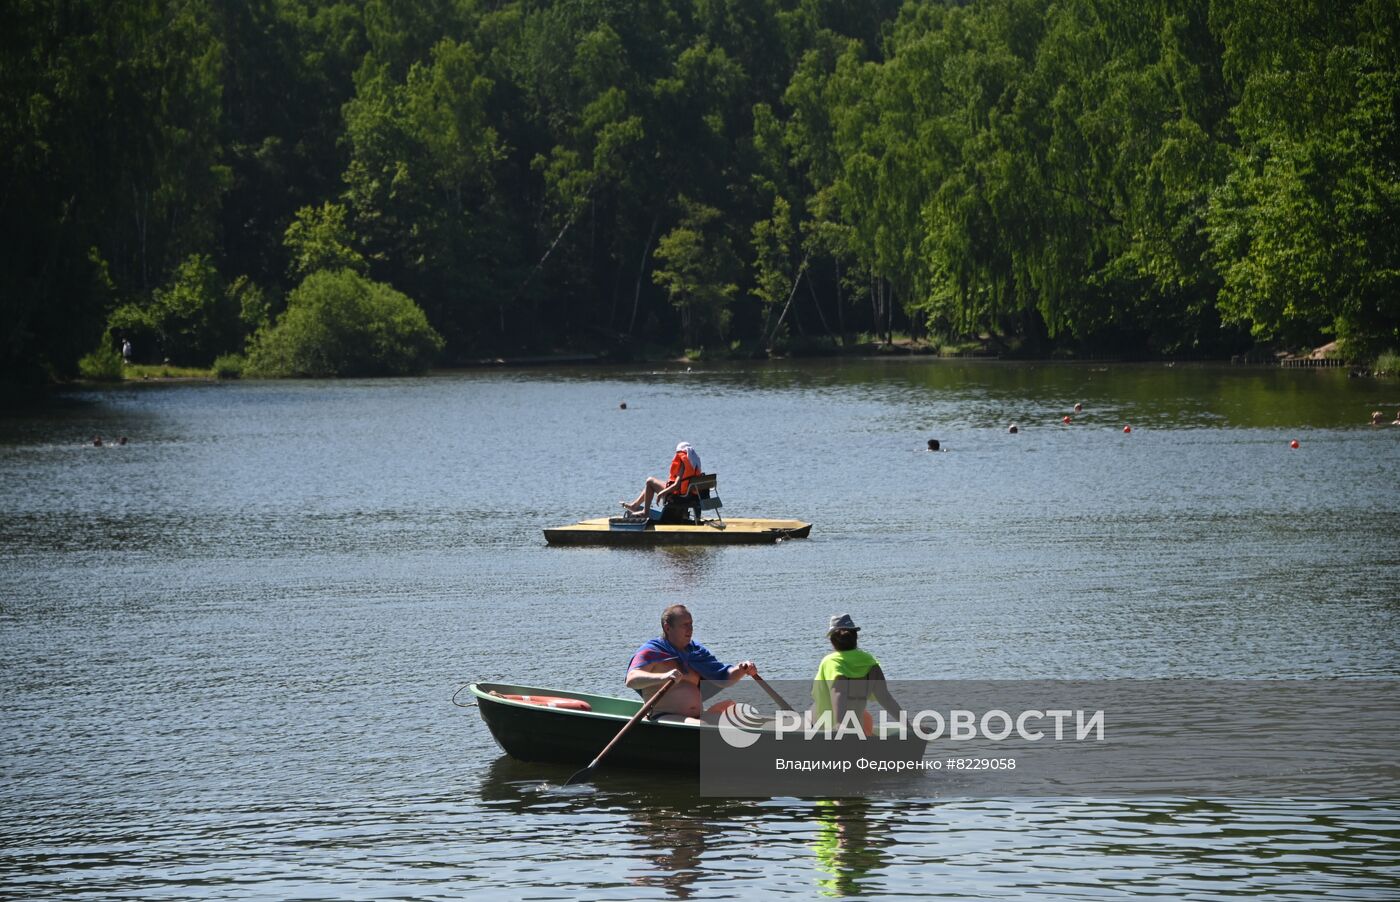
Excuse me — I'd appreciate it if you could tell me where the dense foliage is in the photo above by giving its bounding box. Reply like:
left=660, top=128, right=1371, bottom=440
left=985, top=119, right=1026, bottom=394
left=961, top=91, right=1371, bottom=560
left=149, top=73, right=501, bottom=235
left=3, top=0, right=1396, bottom=382
left=245, top=269, right=444, bottom=376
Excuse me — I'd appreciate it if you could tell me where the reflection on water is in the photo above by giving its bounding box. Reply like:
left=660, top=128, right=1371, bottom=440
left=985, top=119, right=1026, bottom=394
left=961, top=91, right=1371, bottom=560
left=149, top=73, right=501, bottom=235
left=2, top=362, right=1398, bottom=897
left=470, top=758, right=1400, bottom=898
left=626, top=806, right=710, bottom=898
left=654, top=547, right=722, bottom=586
left=812, top=799, right=892, bottom=897
left=477, top=757, right=763, bottom=899
left=475, top=759, right=894, bottom=898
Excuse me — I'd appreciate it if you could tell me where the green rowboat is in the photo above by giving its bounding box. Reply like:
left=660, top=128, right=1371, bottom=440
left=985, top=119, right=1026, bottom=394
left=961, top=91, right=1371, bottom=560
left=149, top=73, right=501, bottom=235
left=469, top=682, right=928, bottom=774
left=472, top=682, right=704, bottom=768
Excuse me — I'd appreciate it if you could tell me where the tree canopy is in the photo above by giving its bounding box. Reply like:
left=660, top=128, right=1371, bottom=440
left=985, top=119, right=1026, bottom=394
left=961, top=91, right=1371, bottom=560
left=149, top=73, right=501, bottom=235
left=3, top=0, right=1396, bottom=383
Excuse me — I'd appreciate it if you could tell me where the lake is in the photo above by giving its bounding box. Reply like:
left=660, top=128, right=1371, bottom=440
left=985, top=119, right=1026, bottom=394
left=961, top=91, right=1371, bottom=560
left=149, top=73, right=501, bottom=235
left=2, top=359, right=1398, bottom=898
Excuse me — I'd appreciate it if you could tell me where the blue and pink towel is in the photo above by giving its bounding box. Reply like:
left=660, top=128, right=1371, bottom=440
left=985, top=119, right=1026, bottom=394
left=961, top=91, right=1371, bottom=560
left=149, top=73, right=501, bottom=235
left=626, top=638, right=730, bottom=681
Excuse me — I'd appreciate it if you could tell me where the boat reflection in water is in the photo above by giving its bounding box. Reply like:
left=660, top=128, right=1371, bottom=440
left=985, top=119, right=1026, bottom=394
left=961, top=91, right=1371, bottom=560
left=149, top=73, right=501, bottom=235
left=625, top=806, right=713, bottom=899
left=471, top=757, right=1400, bottom=898
left=812, top=799, right=895, bottom=898
left=475, top=756, right=905, bottom=899
left=475, top=756, right=755, bottom=900
left=654, top=545, right=722, bottom=584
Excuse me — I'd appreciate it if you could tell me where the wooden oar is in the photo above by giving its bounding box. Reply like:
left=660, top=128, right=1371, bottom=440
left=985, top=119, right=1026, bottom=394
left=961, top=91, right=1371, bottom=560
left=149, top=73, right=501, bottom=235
left=565, top=675, right=678, bottom=785
left=751, top=672, right=795, bottom=711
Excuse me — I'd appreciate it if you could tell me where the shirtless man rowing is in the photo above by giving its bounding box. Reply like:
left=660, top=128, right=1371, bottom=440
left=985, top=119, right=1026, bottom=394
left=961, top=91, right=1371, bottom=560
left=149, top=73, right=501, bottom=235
left=625, top=604, right=757, bottom=720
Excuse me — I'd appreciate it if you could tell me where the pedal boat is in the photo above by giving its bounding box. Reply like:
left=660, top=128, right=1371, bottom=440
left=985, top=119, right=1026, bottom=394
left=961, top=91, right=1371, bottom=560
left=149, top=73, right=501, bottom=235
left=544, top=472, right=811, bottom=546
left=543, top=516, right=811, bottom=546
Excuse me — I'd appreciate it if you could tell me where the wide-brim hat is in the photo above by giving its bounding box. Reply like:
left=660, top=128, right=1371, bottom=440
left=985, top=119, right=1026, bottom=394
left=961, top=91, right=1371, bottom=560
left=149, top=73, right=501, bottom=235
left=827, top=613, right=860, bottom=635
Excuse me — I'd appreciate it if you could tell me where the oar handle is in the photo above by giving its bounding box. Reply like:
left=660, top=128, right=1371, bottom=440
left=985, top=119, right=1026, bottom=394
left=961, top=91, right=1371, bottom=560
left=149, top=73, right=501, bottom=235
left=583, top=675, right=679, bottom=771
left=751, top=672, right=795, bottom=711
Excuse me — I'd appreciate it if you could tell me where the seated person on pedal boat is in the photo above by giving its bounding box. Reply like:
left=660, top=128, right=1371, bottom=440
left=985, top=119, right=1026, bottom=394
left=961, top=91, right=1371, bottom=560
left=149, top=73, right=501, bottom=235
left=626, top=604, right=757, bottom=722
left=810, top=614, right=902, bottom=736
left=621, top=442, right=702, bottom=517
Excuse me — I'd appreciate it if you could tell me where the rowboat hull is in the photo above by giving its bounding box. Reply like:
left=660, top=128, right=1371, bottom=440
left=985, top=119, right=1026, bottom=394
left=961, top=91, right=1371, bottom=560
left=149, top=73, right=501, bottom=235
left=471, top=682, right=701, bottom=768
left=543, top=517, right=812, bottom=546
left=469, top=682, right=929, bottom=777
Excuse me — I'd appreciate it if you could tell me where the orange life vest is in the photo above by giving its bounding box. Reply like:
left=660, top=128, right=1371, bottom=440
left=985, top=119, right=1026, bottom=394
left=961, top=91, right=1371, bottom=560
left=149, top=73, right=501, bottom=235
left=668, top=450, right=701, bottom=496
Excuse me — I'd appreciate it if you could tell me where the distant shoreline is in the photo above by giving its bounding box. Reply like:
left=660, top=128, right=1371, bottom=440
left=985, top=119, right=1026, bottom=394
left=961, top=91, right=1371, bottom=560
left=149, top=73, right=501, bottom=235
left=22, top=344, right=1386, bottom=397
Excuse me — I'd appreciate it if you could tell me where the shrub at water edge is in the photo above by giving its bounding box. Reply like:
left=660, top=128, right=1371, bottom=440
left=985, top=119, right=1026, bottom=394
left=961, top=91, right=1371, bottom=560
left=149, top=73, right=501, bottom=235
left=212, top=354, right=245, bottom=379
left=1375, top=351, right=1399, bottom=378
left=245, top=270, right=443, bottom=377
left=77, top=342, right=124, bottom=381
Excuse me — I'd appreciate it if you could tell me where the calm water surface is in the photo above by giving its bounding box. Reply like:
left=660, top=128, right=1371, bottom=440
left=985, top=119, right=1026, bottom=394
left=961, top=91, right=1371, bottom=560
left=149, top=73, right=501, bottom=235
left=2, top=360, right=1398, bottom=898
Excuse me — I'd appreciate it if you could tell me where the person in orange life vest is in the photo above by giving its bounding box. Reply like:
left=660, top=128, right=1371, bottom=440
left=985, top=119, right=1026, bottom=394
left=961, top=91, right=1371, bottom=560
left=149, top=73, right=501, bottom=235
left=621, top=442, right=701, bottom=516
left=625, top=604, right=757, bottom=720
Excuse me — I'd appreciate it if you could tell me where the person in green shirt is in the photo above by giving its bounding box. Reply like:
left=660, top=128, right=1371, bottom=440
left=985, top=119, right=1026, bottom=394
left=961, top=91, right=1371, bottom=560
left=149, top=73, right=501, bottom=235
left=810, top=614, right=902, bottom=735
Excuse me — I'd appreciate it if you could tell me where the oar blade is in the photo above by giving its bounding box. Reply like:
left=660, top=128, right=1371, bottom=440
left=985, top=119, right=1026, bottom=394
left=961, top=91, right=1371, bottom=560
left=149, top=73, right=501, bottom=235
left=563, top=763, right=596, bottom=786
left=565, top=675, right=678, bottom=784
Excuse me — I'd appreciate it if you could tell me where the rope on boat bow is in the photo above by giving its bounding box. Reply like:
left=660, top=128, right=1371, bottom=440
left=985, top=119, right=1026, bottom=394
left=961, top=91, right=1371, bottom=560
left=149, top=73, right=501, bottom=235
left=452, top=684, right=477, bottom=707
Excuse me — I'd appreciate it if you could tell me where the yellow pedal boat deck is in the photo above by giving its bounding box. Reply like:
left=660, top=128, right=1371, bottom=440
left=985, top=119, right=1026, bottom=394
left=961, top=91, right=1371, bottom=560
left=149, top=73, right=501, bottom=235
left=543, top=517, right=812, bottom=546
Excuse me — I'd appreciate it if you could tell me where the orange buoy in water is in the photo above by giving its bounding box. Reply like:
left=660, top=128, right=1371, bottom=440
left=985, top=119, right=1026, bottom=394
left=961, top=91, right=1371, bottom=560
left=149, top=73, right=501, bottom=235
left=1123, top=425, right=1131, bottom=433
left=1290, top=440, right=1300, bottom=449
left=1062, top=415, right=1071, bottom=424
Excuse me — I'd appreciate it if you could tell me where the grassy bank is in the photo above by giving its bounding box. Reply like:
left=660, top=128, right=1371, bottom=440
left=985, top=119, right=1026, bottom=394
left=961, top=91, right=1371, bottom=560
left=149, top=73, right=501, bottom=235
left=122, top=363, right=217, bottom=380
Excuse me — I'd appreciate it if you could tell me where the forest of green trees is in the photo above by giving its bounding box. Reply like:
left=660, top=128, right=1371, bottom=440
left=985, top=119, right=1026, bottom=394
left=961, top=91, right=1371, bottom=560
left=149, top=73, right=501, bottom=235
left=3, top=0, right=1397, bottom=382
